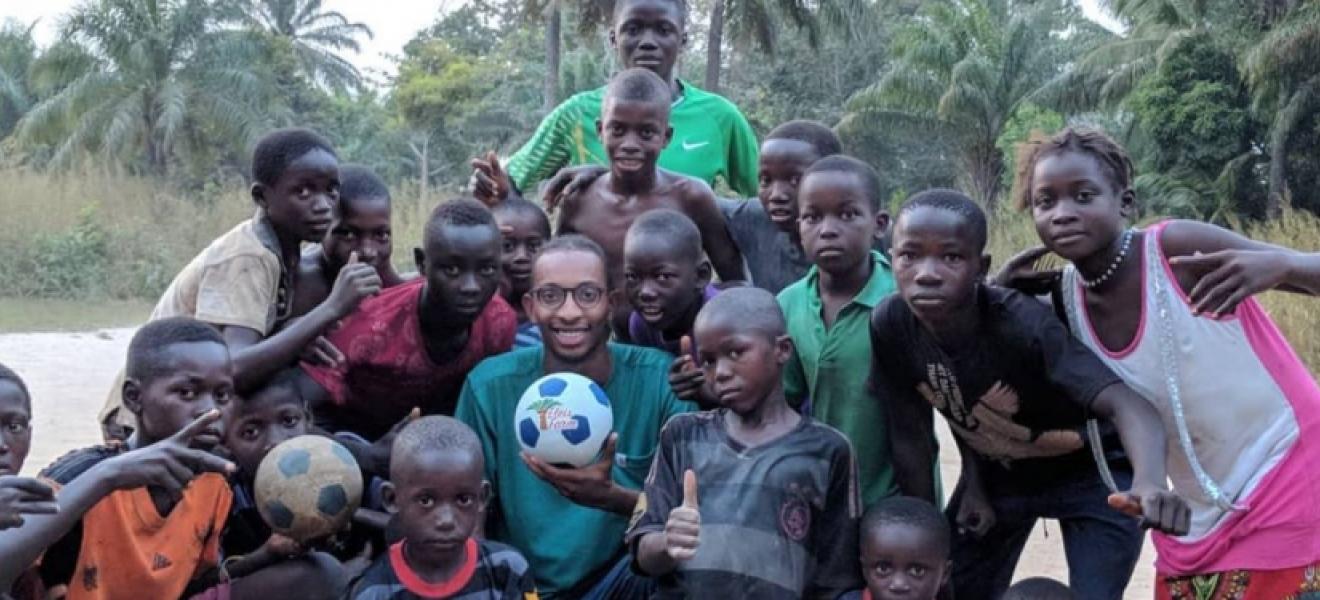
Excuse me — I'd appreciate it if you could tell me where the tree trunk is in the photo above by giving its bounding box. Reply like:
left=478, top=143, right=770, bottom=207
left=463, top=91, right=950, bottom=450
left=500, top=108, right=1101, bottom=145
left=544, top=0, right=561, bottom=111
left=964, top=141, right=1003, bottom=211
left=704, top=0, right=725, bottom=92
left=1265, top=78, right=1320, bottom=217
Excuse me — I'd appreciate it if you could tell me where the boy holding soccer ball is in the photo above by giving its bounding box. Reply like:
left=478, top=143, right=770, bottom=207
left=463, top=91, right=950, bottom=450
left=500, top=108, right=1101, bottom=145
left=627, top=287, right=863, bottom=598
left=456, top=235, right=694, bottom=598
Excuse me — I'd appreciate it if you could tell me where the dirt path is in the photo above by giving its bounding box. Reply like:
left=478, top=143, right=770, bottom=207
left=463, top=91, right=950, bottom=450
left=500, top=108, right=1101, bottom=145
left=0, top=328, right=1156, bottom=597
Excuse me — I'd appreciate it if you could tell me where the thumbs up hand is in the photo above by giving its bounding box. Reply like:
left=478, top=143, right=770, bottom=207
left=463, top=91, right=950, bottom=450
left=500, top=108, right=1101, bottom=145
left=667, top=336, right=705, bottom=401
left=664, top=470, right=701, bottom=561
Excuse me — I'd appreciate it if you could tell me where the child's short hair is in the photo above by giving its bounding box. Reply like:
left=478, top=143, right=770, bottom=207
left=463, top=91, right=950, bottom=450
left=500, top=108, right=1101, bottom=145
left=251, top=127, right=337, bottom=187
left=0, top=362, right=30, bottom=408
left=898, top=188, right=988, bottom=252
left=627, top=209, right=702, bottom=263
left=339, top=164, right=391, bottom=205
left=1002, top=577, right=1075, bottom=600
left=696, top=287, right=786, bottom=342
left=126, top=317, right=226, bottom=383
left=540, top=234, right=607, bottom=264
left=1013, top=127, right=1134, bottom=211
left=492, top=196, right=551, bottom=238
left=766, top=120, right=843, bottom=159
left=606, top=68, right=671, bottom=107
left=613, top=0, right=688, bottom=28
left=238, top=368, right=306, bottom=415
left=803, top=155, right=883, bottom=212
left=390, top=416, right=483, bottom=481
left=424, top=198, right=497, bottom=248
left=861, top=496, right=951, bottom=558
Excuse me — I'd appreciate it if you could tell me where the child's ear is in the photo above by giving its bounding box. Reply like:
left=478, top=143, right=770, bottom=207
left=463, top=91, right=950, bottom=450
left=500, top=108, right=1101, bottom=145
left=122, top=378, right=144, bottom=417
left=251, top=183, right=268, bottom=209
left=380, top=481, right=399, bottom=514
left=873, top=210, right=891, bottom=240
left=479, top=480, right=492, bottom=512
left=596, top=119, right=604, bottom=138
left=1119, top=187, right=1138, bottom=220
left=979, top=253, right=993, bottom=281
left=608, top=29, right=618, bottom=49
left=413, top=247, right=425, bottom=274
left=664, top=126, right=674, bottom=146
left=774, top=334, right=794, bottom=365
left=695, top=261, right=712, bottom=288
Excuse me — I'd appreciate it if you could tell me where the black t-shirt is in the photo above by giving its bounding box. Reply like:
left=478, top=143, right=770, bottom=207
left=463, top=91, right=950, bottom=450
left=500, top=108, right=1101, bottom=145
left=869, top=285, right=1126, bottom=495
left=626, top=411, right=863, bottom=599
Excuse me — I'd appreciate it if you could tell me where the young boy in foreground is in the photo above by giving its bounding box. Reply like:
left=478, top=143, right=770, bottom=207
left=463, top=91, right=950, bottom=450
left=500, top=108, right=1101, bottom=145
left=556, top=68, right=744, bottom=330
left=291, top=163, right=409, bottom=319
left=851, top=496, right=950, bottom=600
left=349, top=416, right=537, bottom=599
left=0, top=319, right=238, bottom=599
left=100, top=129, right=382, bottom=440
left=777, top=155, right=898, bottom=508
left=873, top=189, right=1187, bottom=598
left=628, top=287, right=861, bottom=598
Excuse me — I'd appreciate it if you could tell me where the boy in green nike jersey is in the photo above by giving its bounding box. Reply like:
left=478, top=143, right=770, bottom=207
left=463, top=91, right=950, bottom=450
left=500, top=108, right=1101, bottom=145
left=555, top=68, right=745, bottom=336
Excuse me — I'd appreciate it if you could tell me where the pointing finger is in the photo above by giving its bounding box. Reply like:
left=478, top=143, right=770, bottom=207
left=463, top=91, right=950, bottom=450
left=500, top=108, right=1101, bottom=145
left=171, top=409, right=222, bottom=444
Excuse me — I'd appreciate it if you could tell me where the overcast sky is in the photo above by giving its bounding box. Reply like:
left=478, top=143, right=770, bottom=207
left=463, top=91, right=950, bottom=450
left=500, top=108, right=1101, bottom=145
left=4, top=0, right=1123, bottom=81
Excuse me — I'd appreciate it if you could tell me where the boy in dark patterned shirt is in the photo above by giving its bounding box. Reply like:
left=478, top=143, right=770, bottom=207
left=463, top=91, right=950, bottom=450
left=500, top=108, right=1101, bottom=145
left=348, top=416, right=537, bottom=600
left=627, top=287, right=862, bottom=598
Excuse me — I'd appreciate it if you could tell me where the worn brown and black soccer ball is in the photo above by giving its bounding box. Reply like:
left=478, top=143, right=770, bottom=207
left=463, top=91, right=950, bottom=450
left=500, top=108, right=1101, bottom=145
left=255, top=435, right=363, bottom=544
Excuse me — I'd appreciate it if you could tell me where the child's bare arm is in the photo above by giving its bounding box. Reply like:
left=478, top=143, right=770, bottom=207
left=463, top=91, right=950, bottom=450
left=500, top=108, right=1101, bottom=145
left=1163, top=219, right=1320, bottom=315
left=0, top=412, right=234, bottom=589
left=885, top=390, right=938, bottom=502
left=224, top=254, right=381, bottom=390
left=681, top=182, right=746, bottom=282
left=1091, top=383, right=1191, bottom=535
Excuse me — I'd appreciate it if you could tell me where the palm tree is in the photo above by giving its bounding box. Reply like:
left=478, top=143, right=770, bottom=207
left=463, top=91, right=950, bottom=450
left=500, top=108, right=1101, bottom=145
left=224, top=0, right=373, bottom=93
left=703, top=0, right=861, bottom=92
left=0, top=20, right=37, bottom=140
left=1036, top=0, right=1213, bottom=114
left=844, top=0, right=1099, bottom=208
left=1243, top=1, right=1320, bottom=216
left=16, top=0, right=274, bottom=174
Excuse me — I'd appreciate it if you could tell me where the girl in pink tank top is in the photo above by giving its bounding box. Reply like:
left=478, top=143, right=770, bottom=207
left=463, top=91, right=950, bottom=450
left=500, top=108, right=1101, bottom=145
left=1007, top=127, right=1320, bottom=598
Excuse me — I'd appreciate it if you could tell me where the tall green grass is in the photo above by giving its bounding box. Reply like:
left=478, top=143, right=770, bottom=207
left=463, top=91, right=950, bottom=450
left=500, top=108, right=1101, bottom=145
left=2, top=168, right=1318, bottom=371
left=0, top=169, right=445, bottom=301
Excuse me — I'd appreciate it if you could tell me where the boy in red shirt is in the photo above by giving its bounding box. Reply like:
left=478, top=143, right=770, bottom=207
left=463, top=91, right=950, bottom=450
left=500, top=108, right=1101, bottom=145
left=300, top=199, right=516, bottom=453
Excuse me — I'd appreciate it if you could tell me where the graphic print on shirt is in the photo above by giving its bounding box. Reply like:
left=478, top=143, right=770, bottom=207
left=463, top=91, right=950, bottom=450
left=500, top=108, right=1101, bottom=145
left=918, top=363, right=1083, bottom=467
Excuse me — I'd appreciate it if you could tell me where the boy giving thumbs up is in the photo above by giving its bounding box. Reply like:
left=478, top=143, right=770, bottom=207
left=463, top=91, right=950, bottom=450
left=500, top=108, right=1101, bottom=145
left=626, top=288, right=863, bottom=599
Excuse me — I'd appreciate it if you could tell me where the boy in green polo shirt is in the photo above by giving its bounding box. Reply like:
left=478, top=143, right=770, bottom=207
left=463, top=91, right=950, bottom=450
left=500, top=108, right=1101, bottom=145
left=455, top=235, right=694, bottom=599
left=777, top=155, right=902, bottom=508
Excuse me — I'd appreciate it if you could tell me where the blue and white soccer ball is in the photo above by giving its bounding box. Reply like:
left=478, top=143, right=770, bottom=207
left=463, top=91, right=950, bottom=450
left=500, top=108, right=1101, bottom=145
left=515, top=372, right=614, bottom=468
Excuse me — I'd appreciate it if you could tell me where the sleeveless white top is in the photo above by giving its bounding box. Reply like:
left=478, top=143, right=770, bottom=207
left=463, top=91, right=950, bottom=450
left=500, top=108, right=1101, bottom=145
left=1060, top=222, right=1320, bottom=575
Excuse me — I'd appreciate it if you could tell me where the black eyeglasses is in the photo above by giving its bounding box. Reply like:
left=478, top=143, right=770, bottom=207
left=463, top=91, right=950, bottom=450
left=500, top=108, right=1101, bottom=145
left=530, top=283, right=606, bottom=309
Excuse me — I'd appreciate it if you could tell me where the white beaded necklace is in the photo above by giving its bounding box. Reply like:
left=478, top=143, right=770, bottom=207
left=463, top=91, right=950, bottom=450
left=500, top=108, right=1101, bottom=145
left=1078, top=229, right=1134, bottom=289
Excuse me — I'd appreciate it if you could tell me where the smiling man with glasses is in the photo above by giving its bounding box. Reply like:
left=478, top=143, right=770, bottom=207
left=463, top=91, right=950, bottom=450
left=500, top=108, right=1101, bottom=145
left=456, top=235, right=695, bottom=599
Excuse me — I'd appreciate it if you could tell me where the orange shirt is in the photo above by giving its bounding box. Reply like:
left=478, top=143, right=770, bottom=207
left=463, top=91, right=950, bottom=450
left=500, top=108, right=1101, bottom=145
left=64, top=473, right=232, bottom=600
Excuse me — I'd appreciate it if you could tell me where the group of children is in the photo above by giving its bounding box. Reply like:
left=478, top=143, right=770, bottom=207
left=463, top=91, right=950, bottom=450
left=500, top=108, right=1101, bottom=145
left=3, top=11, right=1320, bottom=598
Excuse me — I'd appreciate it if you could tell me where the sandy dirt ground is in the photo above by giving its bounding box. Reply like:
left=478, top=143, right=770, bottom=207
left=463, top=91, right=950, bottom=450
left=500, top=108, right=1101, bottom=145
left=0, top=328, right=1157, bottom=597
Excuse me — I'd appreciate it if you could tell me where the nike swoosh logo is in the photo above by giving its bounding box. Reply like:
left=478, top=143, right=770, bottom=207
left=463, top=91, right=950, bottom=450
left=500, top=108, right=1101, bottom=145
left=682, top=140, right=709, bottom=151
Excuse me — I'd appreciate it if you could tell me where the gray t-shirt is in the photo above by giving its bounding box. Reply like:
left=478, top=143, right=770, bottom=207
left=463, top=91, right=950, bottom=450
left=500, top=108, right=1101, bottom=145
left=718, top=198, right=812, bottom=295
